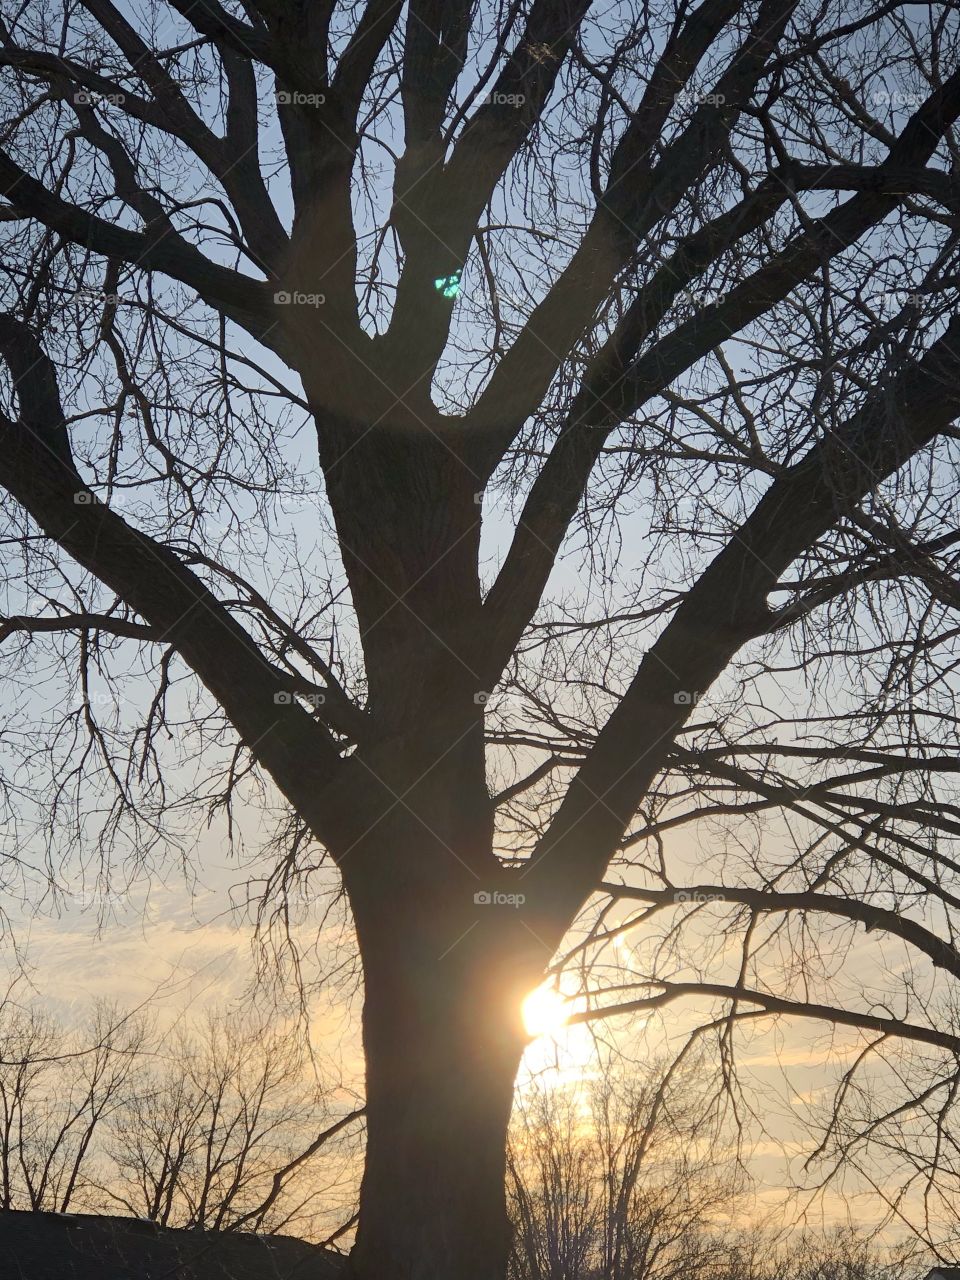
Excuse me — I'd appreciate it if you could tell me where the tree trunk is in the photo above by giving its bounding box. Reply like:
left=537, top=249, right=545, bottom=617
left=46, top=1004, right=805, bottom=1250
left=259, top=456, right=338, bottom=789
left=307, top=410, right=541, bottom=1278
left=350, top=891, right=533, bottom=1280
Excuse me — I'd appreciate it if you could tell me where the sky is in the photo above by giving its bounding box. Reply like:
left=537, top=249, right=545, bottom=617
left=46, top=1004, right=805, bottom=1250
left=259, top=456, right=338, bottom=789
left=1, top=0, right=959, bottom=1257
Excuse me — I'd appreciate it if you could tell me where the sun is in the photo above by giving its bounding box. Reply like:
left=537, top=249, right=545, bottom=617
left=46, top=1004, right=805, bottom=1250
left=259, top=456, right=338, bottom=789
left=522, top=984, right=570, bottom=1038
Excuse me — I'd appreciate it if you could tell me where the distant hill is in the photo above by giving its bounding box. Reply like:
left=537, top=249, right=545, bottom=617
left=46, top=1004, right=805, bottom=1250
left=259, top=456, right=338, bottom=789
left=0, top=1211, right=347, bottom=1279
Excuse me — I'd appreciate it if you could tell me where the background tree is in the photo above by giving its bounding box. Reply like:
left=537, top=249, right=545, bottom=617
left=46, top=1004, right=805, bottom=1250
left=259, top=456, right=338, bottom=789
left=508, top=1057, right=745, bottom=1280
left=507, top=1062, right=915, bottom=1280
left=102, top=1009, right=363, bottom=1238
left=0, top=1000, right=144, bottom=1213
left=2, top=2, right=960, bottom=1278
left=0, top=996, right=363, bottom=1240
left=0, top=996, right=919, bottom=1278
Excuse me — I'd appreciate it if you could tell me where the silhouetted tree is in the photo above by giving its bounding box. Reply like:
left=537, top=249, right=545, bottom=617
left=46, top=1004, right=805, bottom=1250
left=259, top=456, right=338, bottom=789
left=2, top=2, right=960, bottom=1277
left=508, top=1060, right=743, bottom=1280
left=0, top=1000, right=144, bottom=1212
left=103, top=1010, right=362, bottom=1237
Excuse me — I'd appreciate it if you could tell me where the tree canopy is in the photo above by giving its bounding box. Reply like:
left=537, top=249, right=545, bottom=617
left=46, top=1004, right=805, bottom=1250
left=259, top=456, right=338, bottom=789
left=2, top=1, right=960, bottom=1275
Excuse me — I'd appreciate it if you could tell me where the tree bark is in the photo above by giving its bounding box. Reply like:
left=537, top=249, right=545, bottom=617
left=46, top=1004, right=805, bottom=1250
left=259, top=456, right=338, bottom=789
left=349, top=874, right=533, bottom=1280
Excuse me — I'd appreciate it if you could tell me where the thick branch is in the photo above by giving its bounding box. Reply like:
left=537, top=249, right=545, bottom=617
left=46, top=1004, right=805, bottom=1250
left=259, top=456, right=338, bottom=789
left=0, top=149, right=279, bottom=349
left=0, top=315, right=351, bottom=849
left=464, top=0, right=795, bottom=451
left=73, top=1, right=288, bottom=267
left=163, top=0, right=274, bottom=64
left=600, top=882, right=960, bottom=981
left=380, top=0, right=593, bottom=373
left=477, top=71, right=960, bottom=683
left=333, top=0, right=404, bottom=114
left=520, top=308, right=960, bottom=942
left=0, top=612, right=157, bottom=643
left=570, top=981, right=960, bottom=1055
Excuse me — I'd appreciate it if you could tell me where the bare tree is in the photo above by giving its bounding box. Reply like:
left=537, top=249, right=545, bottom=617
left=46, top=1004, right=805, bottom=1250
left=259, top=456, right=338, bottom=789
left=103, top=1010, right=363, bottom=1239
left=2, top=1, right=960, bottom=1277
left=0, top=997, right=915, bottom=1278
left=591, top=1074, right=737, bottom=1280
left=742, top=1230, right=916, bottom=1280
left=0, top=1000, right=144, bottom=1212
left=0, top=996, right=362, bottom=1237
left=507, top=1060, right=918, bottom=1280
left=508, top=1058, right=744, bottom=1280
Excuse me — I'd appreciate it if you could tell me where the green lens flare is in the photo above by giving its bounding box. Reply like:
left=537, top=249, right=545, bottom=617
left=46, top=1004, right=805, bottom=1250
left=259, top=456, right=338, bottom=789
left=433, top=269, right=462, bottom=299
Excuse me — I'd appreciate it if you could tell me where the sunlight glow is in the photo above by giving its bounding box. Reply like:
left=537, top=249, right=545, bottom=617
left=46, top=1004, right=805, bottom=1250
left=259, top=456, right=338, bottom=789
left=522, top=985, right=570, bottom=1039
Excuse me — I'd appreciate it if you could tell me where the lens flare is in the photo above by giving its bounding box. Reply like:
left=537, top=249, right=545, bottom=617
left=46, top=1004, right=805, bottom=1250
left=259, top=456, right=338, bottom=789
left=522, top=985, right=569, bottom=1038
